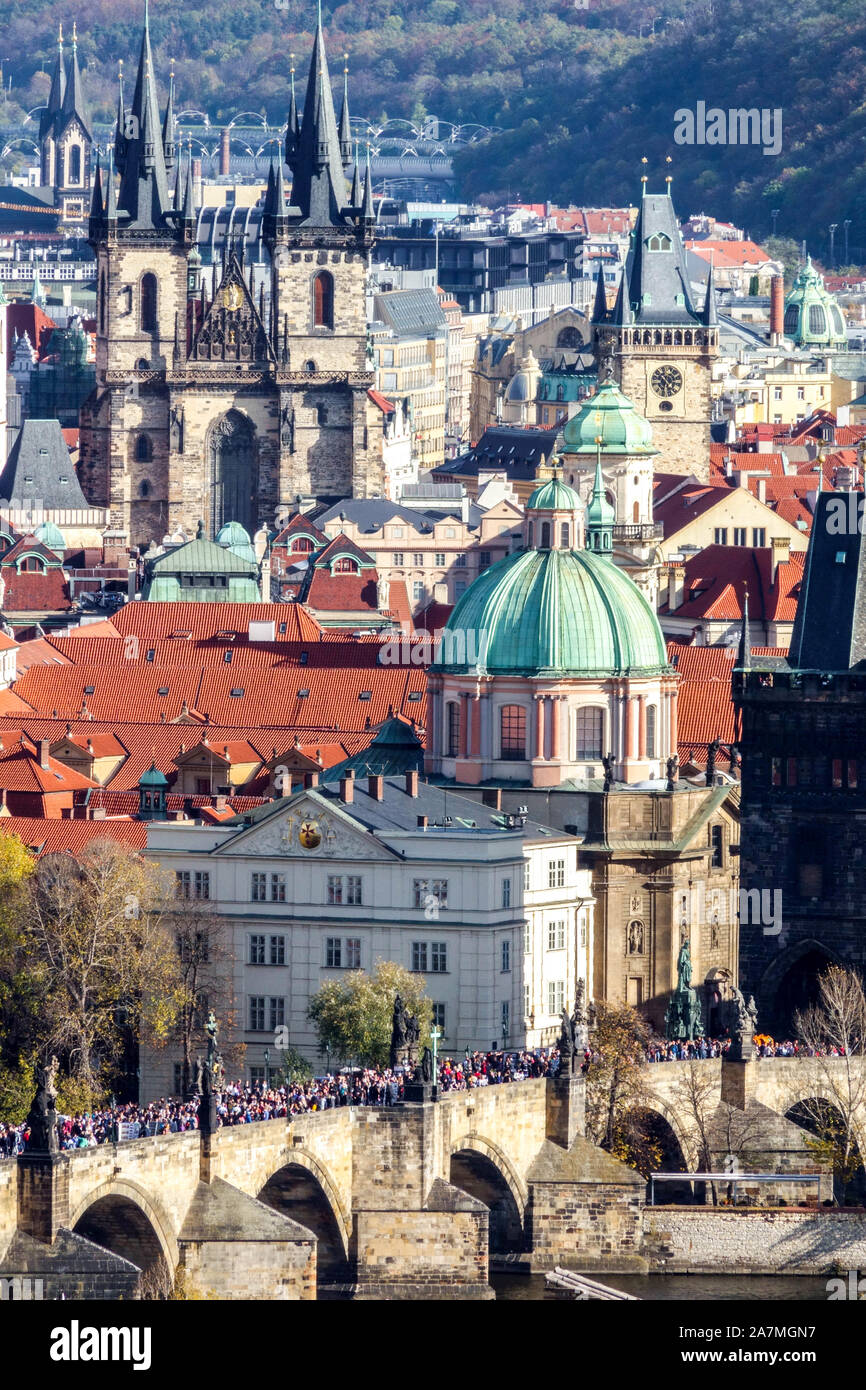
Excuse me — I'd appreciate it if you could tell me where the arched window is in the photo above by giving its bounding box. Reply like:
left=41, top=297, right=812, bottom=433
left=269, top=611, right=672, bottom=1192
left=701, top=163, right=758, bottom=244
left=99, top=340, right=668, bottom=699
left=646, top=705, right=657, bottom=758
left=135, top=434, right=152, bottom=463
left=556, top=384, right=565, bottom=402
left=526, top=521, right=534, bottom=549
left=560, top=522, right=570, bottom=548
left=540, top=521, right=551, bottom=549
left=69, top=145, right=81, bottom=184
left=140, top=480, right=150, bottom=498
left=500, top=705, right=527, bottom=760
left=140, top=273, right=158, bottom=333
left=291, top=537, right=314, bottom=554
left=313, top=271, right=334, bottom=329
left=98, top=270, right=107, bottom=334
left=633, top=500, right=640, bottom=523
left=446, top=701, right=460, bottom=758
left=305, top=360, right=317, bottom=373
left=20, top=556, right=44, bottom=573
left=333, top=557, right=358, bottom=574
left=575, top=707, right=604, bottom=759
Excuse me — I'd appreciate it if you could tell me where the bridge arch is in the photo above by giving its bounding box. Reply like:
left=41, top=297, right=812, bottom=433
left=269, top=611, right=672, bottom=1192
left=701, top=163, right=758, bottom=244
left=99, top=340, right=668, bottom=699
left=630, top=1096, right=700, bottom=1174
left=448, top=1134, right=527, bottom=1252
left=257, top=1151, right=351, bottom=1284
left=69, top=1179, right=178, bottom=1285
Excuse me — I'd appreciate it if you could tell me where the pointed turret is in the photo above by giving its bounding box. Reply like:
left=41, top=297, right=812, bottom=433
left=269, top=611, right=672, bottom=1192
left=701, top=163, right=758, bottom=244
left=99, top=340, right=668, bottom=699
left=361, top=143, right=373, bottom=222
left=350, top=142, right=361, bottom=211
left=702, top=261, right=718, bottom=327
left=338, top=55, right=352, bottom=164
left=40, top=25, right=66, bottom=141
left=89, top=149, right=104, bottom=223
left=609, top=260, right=633, bottom=326
left=736, top=587, right=751, bottom=672
left=59, top=21, right=90, bottom=139
left=162, top=63, right=177, bottom=178
left=592, top=263, right=608, bottom=324
left=622, top=181, right=700, bottom=326
left=116, top=2, right=173, bottom=231
left=285, top=56, right=299, bottom=170
left=105, top=154, right=118, bottom=222
left=290, top=10, right=355, bottom=227
left=181, top=145, right=195, bottom=223
left=114, top=61, right=127, bottom=173
left=586, top=445, right=615, bottom=556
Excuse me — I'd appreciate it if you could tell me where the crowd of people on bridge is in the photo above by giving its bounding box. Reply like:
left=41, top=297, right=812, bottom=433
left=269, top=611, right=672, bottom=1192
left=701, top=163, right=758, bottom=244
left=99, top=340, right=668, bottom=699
left=644, top=1036, right=856, bottom=1062
left=0, top=1048, right=562, bottom=1156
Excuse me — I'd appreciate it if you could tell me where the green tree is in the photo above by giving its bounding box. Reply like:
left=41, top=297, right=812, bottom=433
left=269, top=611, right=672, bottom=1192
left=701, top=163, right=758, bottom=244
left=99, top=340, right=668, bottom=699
left=307, top=958, right=432, bottom=1068
left=764, top=236, right=802, bottom=285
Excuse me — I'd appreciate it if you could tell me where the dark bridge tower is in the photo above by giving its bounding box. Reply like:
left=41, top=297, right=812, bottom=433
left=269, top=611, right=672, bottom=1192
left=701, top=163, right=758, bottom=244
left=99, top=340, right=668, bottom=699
left=263, top=12, right=383, bottom=502
left=593, top=174, right=716, bottom=480
left=734, top=491, right=866, bottom=1034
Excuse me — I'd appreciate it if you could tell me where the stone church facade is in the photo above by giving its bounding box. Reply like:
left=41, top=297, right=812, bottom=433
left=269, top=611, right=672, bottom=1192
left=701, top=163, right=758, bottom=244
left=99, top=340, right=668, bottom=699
left=79, top=14, right=383, bottom=549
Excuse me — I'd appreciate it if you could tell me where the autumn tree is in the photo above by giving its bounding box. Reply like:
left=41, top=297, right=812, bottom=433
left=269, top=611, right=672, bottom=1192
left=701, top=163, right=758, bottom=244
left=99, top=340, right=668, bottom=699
left=307, top=959, right=432, bottom=1069
left=23, top=840, right=184, bottom=1102
left=584, top=1002, right=661, bottom=1175
left=791, top=965, right=866, bottom=1202
left=167, top=903, right=239, bottom=1096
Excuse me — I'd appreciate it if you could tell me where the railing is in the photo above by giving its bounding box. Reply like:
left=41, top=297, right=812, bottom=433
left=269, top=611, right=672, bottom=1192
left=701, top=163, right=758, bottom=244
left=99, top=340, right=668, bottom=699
left=612, top=523, right=664, bottom=542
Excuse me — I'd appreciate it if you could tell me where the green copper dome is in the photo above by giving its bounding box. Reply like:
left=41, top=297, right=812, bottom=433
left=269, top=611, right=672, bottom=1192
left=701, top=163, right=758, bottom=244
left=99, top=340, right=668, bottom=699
left=561, top=380, right=658, bottom=455
left=34, top=521, right=66, bottom=552
left=216, top=520, right=257, bottom=564
left=783, top=256, right=846, bottom=349
left=436, top=548, right=669, bottom=677
left=526, top=477, right=582, bottom=511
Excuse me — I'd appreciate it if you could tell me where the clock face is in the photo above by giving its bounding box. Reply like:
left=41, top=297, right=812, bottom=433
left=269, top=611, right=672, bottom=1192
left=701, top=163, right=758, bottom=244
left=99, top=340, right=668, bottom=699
left=651, top=365, right=683, bottom=398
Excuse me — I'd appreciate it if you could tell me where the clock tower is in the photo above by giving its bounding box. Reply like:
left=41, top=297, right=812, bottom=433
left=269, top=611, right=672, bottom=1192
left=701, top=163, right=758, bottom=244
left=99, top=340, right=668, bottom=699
left=593, top=179, right=716, bottom=482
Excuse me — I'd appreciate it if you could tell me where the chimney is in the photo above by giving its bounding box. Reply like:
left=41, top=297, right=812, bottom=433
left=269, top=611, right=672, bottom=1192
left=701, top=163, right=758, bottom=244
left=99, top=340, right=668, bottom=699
left=769, top=274, right=784, bottom=345
left=668, top=565, right=686, bottom=611
left=405, top=768, right=419, bottom=798
left=369, top=774, right=384, bottom=801
left=340, top=770, right=355, bottom=804
left=213, top=794, right=227, bottom=811
left=771, top=536, right=790, bottom=584
left=303, top=770, right=319, bottom=789
left=91, top=806, right=107, bottom=820
left=757, top=477, right=767, bottom=504
left=482, top=787, right=502, bottom=810
left=39, top=738, right=50, bottom=770
left=219, top=128, right=231, bottom=177
left=417, top=814, right=428, bottom=829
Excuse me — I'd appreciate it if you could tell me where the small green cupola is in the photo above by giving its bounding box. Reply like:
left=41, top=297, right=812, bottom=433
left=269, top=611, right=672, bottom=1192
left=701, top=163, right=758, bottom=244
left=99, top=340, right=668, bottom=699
left=138, top=761, right=169, bottom=820
left=586, top=451, right=615, bottom=556
left=524, top=459, right=583, bottom=551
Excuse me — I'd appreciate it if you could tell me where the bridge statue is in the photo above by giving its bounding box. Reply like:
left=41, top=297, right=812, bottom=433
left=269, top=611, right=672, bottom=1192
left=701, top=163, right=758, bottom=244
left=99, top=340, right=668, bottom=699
left=720, top=984, right=756, bottom=1061
left=665, top=940, right=704, bottom=1042
left=390, top=993, right=420, bottom=1069
left=25, top=1055, right=59, bottom=1155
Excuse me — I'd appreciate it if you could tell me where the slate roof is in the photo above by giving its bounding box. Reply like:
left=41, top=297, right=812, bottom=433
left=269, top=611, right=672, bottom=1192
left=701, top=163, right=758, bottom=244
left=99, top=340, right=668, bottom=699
left=373, top=288, right=447, bottom=337
left=622, top=191, right=702, bottom=327
left=315, top=498, right=435, bottom=535
left=437, top=426, right=558, bottom=482
left=788, top=491, right=866, bottom=670
left=0, top=419, right=89, bottom=509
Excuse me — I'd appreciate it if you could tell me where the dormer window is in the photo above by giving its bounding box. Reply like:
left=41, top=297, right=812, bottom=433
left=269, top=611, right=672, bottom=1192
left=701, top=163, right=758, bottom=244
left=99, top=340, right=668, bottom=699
left=646, top=233, right=672, bottom=252
left=333, top=557, right=358, bottom=574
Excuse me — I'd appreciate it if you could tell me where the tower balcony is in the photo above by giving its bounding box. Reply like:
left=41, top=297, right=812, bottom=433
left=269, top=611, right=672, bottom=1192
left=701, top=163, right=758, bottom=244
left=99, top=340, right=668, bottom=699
left=612, top=522, right=664, bottom=543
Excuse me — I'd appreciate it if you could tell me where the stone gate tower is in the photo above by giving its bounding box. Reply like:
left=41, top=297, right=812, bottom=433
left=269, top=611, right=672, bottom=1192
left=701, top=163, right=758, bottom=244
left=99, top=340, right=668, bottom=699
left=80, top=7, right=382, bottom=549
left=593, top=178, right=716, bottom=481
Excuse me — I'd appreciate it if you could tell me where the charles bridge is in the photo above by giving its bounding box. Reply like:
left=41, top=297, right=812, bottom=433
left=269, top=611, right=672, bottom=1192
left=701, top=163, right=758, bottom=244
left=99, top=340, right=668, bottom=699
left=3, top=1057, right=866, bottom=1298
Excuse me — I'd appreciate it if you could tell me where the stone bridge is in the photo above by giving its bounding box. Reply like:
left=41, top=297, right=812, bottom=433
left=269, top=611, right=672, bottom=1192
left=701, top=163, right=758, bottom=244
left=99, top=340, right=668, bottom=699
left=0, top=1075, right=645, bottom=1301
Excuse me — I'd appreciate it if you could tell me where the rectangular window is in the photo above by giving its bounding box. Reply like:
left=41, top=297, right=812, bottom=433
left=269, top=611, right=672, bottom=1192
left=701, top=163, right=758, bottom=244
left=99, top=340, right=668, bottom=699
left=797, top=386, right=805, bottom=400
left=413, top=581, right=424, bottom=602
left=548, top=980, right=565, bottom=1016
left=848, top=760, right=858, bottom=789
left=501, top=939, right=511, bottom=972
left=326, top=938, right=342, bottom=969
left=576, top=707, right=603, bottom=759
left=249, top=934, right=266, bottom=965
left=431, top=941, right=447, bottom=973
left=548, top=859, right=565, bottom=889
left=251, top=871, right=267, bottom=902
left=414, top=879, right=447, bottom=909
left=411, top=941, right=428, bottom=972
left=432, top=1002, right=446, bottom=1035
left=501, top=1000, right=510, bottom=1041
left=547, top=919, right=566, bottom=951
left=455, top=554, right=467, bottom=568
left=393, top=553, right=404, bottom=566
left=327, top=875, right=343, bottom=905
left=194, top=871, right=210, bottom=901
left=524, top=920, right=531, bottom=954
left=271, top=873, right=286, bottom=902
left=502, top=877, right=511, bottom=908
left=774, top=386, right=783, bottom=400
left=733, top=527, right=747, bottom=547
left=345, top=938, right=361, bottom=969
left=771, top=757, right=783, bottom=787
left=413, top=552, right=424, bottom=566
left=479, top=551, right=491, bottom=569
left=713, top=528, right=728, bottom=545
left=175, top=871, right=191, bottom=900
left=524, top=984, right=531, bottom=1017
left=524, top=861, right=531, bottom=890
left=249, top=1066, right=265, bottom=1087
left=710, top=824, right=724, bottom=868
left=269, top=997, right=285, bottom=1031
left=269, top=935, right=286, bottom=966
left=249, top=996, right=265, bottom=1031
left=787, top=757, right=798, bottom=787
left=752, top=528, right=766, bottom=547
left=346, top=875, right=363, bottom=905
left=434, top=552, right=446, bottom=567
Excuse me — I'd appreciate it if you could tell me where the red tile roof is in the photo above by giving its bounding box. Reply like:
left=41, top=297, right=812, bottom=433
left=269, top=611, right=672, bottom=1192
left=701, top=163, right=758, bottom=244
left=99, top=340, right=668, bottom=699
left=367, top=388, right=395, bottom=414
left=0, top=815, right=148, bottom=855
left=669, top=642, right=789, bottom=752
left=0, top=732, right=96, bottom=793
left=685, top=239, right=771, bottom=267
left=659, top=545, right=805, bottom=623
left=110, top=601, right=322, bottom=644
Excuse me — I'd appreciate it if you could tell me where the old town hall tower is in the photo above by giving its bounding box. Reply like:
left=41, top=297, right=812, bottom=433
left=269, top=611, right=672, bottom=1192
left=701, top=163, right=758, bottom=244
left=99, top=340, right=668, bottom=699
left=80, top=8, right=382, bottom=547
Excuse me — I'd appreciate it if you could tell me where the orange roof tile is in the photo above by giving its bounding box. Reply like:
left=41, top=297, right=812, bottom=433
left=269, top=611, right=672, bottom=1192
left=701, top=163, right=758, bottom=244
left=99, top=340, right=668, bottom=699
left=0, top=815, right=148, bottom=855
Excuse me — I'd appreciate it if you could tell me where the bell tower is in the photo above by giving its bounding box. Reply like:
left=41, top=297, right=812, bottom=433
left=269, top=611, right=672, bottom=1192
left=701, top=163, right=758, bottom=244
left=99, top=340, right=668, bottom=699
left=594, top=170, right=716, bottom=481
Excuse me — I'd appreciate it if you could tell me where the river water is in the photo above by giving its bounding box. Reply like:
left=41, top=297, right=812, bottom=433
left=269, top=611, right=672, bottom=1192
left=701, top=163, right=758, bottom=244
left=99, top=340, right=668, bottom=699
left=491, top=1272, right=830, bottom=1301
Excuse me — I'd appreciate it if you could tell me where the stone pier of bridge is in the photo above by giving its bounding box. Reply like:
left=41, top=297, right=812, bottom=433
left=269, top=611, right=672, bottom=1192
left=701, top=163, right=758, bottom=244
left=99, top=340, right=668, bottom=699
left=0, top=1073, right=646, bottom=1300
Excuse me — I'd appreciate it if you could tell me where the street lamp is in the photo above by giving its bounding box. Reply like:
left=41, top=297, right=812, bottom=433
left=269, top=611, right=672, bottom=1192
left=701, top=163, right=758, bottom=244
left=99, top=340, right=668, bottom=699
left=829, top=223, right=838, bottom=268
left=263, top=1047, right=270, bottom=1088
left=844, top=219, right=852, bottom=267
left=770, top=209, right=779, bottom=237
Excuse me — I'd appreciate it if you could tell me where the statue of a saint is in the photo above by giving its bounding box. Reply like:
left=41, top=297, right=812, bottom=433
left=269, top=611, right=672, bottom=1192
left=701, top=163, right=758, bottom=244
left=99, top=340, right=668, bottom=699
left=676, top=939, right=692, bottom=993
left=25, top=1056, right=59, bottom=1155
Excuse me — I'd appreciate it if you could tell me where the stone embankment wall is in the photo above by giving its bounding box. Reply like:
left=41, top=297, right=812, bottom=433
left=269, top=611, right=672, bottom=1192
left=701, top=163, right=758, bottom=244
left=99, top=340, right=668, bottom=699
left=644, top=1208, right=866, bottom=1274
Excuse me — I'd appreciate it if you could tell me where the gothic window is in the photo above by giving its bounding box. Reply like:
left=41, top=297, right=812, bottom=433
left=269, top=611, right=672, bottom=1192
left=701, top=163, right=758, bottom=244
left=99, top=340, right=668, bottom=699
left=446, top=701, right=460, bottom=757
left=208, top=410, right=257, bottom=535
left=500, top=705, right=527, bottom=760
left=684, top=330, right=693, bottom=345
left=575, top=707, right=603, bottom=759
left=674, top=330, right=682, bottom=345
left=69, top=145, right=81, bottom=184
left=663, top=330, right=672, bottom=345
left=633, top=500, right=640, bottom=523
left=140, top=273, right=158, bottom=333
left=556, top=384, right=565, bottom=402
left=653, top=330, right=662, bottom=345
left=556, top=327, right=582, bottom=348
left=98, top=270, right=107, bottom=334
left=646, top=704, right=657, bottom=758
left=646, top=233, right=672, bottom=252
left=313, top=271, right=334, bottom=329
left=135, top=434, right=152, bottom=463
